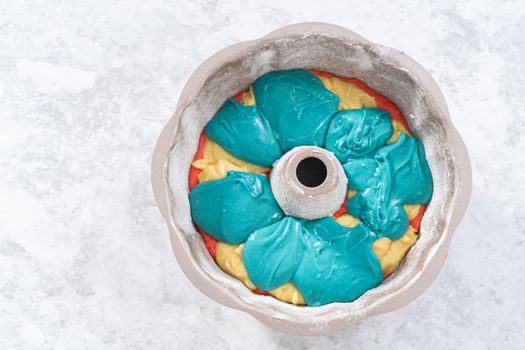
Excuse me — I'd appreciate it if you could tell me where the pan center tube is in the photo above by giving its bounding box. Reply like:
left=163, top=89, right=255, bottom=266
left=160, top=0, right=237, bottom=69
left=269, top=146, right=347, bottom=220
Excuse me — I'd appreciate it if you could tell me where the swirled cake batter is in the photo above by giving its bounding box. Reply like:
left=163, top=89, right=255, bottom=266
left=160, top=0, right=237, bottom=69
left=188, top=69, right=432, bottom=306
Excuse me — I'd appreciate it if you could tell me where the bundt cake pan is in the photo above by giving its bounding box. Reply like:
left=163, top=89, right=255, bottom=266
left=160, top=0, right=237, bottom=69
left=151, top=22, right=472, bottom=335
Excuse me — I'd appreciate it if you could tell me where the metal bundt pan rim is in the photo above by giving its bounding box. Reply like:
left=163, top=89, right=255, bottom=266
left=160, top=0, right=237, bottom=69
left=151, top=22, right=472, bottom=335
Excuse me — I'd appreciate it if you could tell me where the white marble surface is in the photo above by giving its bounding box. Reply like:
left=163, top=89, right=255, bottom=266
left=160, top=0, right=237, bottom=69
left=1, top=0, right=524, bottom=348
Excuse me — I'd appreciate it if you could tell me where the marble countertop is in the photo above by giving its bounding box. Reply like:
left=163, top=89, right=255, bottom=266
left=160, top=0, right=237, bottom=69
left=1, top=0, right=523, bottom=349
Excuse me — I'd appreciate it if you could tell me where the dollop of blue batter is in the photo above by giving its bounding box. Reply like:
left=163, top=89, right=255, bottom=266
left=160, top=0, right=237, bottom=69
left=346, top=134, right=433, bottom=239
left=205, top=99, right=282, bottom=167
left=252, top=69, right=339, bottom=152
left=325, top=108, right=393, bottom=163
left=189, top=171, right=283, bottom=244
left=243, top=217, right=382, bottom=306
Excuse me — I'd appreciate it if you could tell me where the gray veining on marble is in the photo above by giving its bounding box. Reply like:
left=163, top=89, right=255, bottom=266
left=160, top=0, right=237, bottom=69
left=0, top=0, right=523, bottom=349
